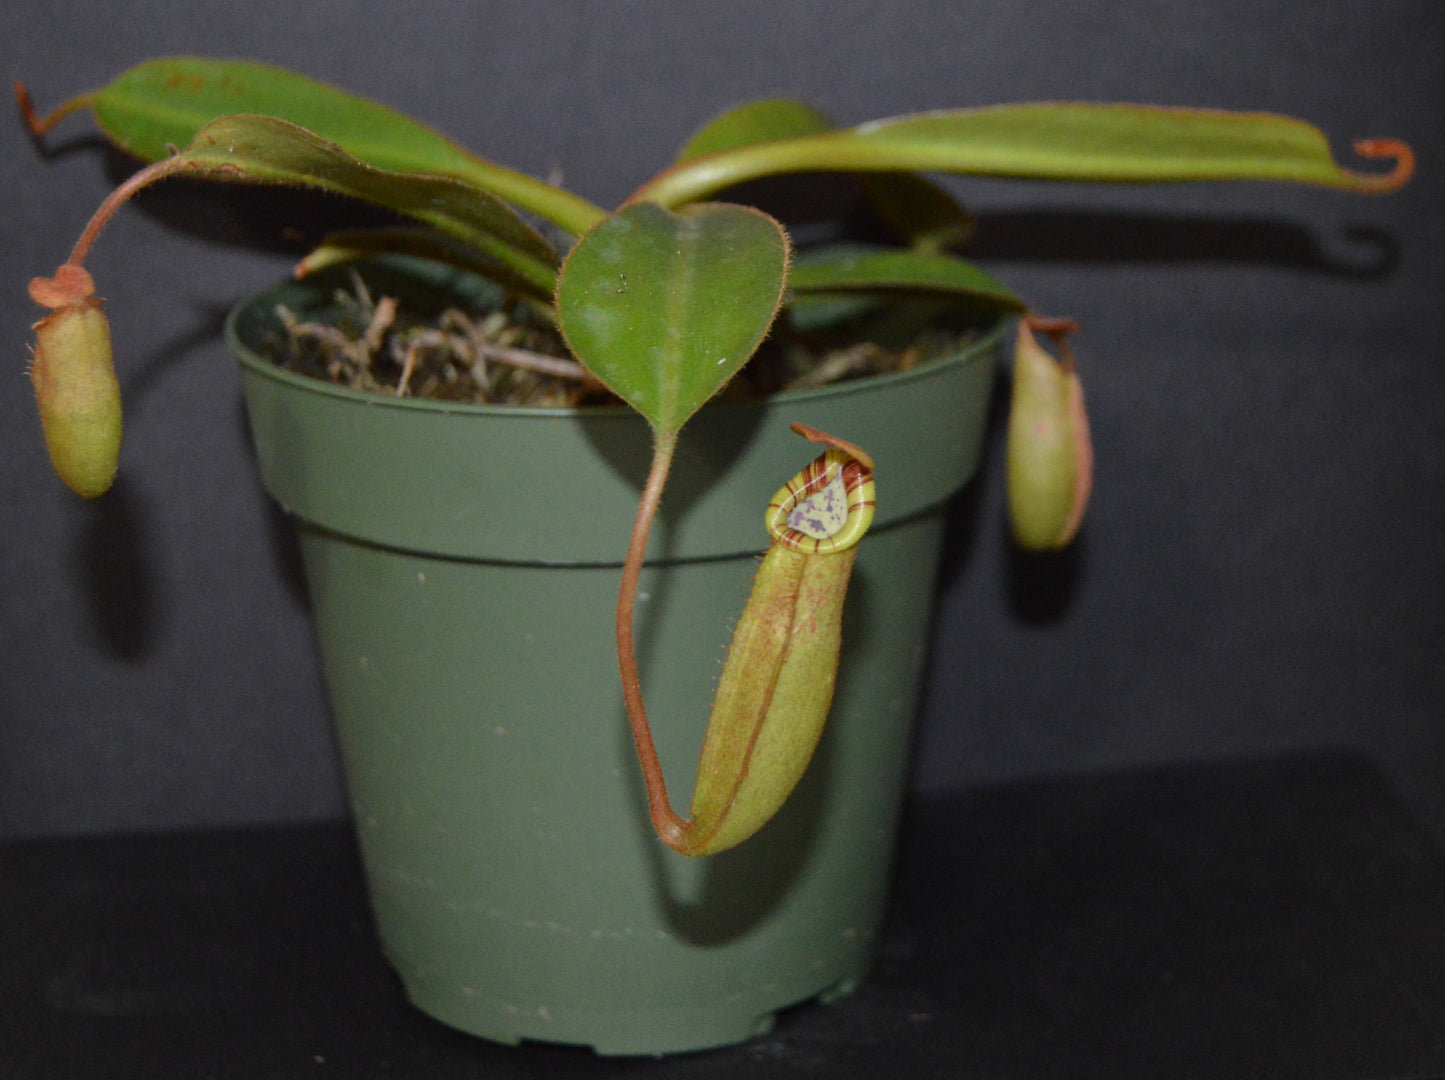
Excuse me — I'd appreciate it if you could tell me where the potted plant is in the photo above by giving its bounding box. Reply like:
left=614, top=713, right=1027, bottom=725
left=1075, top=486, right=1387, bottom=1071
left=19, top=58, right=1412, bottom=1053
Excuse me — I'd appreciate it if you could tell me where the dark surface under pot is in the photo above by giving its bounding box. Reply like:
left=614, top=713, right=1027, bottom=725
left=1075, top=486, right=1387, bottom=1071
left=2, top=750, right=1443, bottom=1077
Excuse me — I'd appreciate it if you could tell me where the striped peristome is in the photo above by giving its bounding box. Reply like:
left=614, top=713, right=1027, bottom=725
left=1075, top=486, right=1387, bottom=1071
left=765, top=447, right=876, bottom=554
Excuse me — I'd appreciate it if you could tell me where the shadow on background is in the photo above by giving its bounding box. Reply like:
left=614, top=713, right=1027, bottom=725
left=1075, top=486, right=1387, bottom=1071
left=1006, top=528, right=1087, bottom=626
left=67, top=305, right=234, bottom=660
left=966, top=209, right=1399, bottom=278
left=74, top=477, right=156, bottom=660
left=103, top=146, right=403, bottom=256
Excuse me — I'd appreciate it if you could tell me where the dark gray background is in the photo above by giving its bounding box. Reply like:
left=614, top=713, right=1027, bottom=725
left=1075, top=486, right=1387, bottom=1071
left=3, top=2, right=1441, bottom=842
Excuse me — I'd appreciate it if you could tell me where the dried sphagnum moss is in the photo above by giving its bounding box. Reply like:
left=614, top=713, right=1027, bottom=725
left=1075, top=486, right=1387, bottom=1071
left=273, top=271, right=604, bottom=407
left=270, top=270, right=976, bottom=407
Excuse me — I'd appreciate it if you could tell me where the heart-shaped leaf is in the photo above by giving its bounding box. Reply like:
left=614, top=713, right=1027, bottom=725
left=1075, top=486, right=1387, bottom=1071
left=555, top=202, right=789, bottom=437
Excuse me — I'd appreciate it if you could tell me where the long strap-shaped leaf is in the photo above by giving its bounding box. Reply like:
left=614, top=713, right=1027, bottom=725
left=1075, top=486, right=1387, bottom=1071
left=634, top=103, right=1413, bottom=207
left=158, top=115, right=562, bottom=298
left=675, top=98, right=975, bottom=252
left=24, top=57, right=606, bottom=236
left=787, top=246, right=1024, bottom=311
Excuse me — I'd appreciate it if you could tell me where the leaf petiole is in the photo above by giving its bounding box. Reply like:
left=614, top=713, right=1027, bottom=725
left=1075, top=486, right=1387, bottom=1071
left=614, top=432, right=688, bottom=848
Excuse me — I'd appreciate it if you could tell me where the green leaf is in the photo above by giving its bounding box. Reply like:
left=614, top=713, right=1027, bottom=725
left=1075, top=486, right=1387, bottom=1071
left=788, top=245, right=1024, bottom=310
left=857, top=172, right=975, bottom=252
left=638, top=103, right=1412, bottom=206
left=168, top=115, right=560, bottom=297
left=674, top=98, right=974, bottom=250
left=60, top=57, right=605, bottom=234
left=783, top=292, right=883, bottom=333
left=555, top=202, right=789, bottom=437
left=847, top=105, right=1407, bottom=187
left=295, top=227, right=558, bottom=309
left=676, top=98, right=833, bottom=162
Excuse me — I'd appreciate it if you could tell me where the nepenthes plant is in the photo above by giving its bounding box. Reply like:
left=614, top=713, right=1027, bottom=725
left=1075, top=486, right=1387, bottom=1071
left=20, top=58, right=1412, bottom=854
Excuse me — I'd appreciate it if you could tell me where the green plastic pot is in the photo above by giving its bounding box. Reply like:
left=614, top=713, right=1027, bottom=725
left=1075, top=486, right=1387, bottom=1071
left=227, top=256, right=1004, bottom=1054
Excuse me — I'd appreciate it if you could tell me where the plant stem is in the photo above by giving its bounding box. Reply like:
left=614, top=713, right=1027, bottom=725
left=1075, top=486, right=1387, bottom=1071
left=15, top=83, right=92, bottom=139
left=615, top=432, right=688, bottom=848
left=66, top=156, right=189, bottom=268
left=632, top=134, right=846, bottom=208
left=447, top=160, right=607, bottom=238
